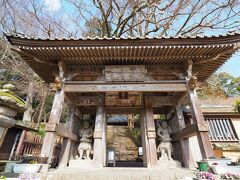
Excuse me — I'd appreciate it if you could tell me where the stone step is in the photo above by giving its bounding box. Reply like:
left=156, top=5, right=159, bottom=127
left=68, top=159, right=93, bottom=169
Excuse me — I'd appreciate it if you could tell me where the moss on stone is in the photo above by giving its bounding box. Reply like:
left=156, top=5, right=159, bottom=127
left=0, top=90, right=26, bottom=111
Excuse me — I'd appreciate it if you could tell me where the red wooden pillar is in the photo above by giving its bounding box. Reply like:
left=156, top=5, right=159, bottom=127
left=41, top=89, right=65, bottom=163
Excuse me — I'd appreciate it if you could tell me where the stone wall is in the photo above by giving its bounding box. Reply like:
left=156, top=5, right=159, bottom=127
left=107, top=126, right=138, bottom=161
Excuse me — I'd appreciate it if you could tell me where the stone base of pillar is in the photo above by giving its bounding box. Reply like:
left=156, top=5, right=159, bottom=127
left=68, top=159, right=94, bottom=169
left=154, top=160, right=181, bottom=168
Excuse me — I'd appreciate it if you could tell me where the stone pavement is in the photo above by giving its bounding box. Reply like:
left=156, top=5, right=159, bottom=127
left=37, top=167, right=197, bottom=180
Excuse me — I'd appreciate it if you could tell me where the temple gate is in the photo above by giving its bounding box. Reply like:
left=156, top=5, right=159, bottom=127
left=5, top=32, right=240, bottom=169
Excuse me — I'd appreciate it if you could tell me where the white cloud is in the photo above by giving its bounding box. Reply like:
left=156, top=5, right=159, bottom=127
left=44, top=0, right=61, bottom=12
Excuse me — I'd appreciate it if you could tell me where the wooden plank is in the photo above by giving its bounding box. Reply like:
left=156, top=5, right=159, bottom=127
left=64, top=82, right=187, bottom=92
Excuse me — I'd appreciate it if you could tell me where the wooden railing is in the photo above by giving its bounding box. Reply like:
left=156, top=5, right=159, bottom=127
left=16, top=130, right=62, bottom=165
left=21, top=131, right=43, bottom=156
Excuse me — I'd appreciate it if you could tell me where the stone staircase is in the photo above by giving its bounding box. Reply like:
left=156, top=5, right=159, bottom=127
left=36, top=167, right=197, bottom=180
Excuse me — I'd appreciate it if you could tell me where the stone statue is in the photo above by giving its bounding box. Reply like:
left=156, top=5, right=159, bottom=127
left=156, top=120, right=173, bottom=161
left=77, top=121, right=94, bottom=160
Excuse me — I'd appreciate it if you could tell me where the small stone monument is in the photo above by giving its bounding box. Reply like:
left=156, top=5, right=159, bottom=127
left=0, top=84, right=26, bottom=147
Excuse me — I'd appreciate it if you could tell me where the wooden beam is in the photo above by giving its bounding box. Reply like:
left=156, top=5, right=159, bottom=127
left=105, top=107, right=142, bottom=114
left=172, top=122, right=209, bottom=141
left=195, top=46, right=237, bottom=65
left=55, top=124, right=78, bottom=142
left=64, top=81, right=187, bottom=92
left=151, top=96, right=175, bottom=106
left=172, top=124, right=197, bottom=142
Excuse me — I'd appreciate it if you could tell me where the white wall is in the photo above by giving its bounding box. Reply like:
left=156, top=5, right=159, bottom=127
left=189, top=135, right=203, bottom=167
left=231, top=117, right=240, bottom=140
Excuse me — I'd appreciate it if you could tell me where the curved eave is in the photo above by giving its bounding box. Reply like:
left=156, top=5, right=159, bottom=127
left=5, top=32, right=240, bottom=47
left=5, top=33, right=240, bottom=83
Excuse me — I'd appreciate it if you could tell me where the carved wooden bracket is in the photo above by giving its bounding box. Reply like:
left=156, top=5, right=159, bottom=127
left=188, top=76, right=198, bottom=90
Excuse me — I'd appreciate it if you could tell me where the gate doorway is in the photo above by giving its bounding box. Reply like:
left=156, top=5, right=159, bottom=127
left=106, top=114, right=144, bottom=167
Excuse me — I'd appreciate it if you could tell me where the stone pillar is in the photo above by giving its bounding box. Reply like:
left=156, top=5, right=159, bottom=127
left=144, top=96, right=157, bottom=167
left=58, top=104, right=75, bottom=168
left=188, top=88, right=214, bottom=159
left=41, top=89, right=65, bottom=163
left=93, top=96, right=105, bottom=167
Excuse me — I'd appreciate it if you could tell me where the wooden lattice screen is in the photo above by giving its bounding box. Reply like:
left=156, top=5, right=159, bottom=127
left=205, top=118, right=239, bottom=142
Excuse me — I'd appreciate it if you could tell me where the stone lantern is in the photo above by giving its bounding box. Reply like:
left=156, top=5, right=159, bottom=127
left=0, top=84, right=26, bottom=147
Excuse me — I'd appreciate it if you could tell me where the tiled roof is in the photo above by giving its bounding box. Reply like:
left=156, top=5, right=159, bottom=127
left=5, top=31, right=240, bottom=41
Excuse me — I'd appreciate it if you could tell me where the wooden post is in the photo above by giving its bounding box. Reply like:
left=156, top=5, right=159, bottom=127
left=144, top=96, right=157, bottom=167
left=93, top=95, right=105, bottom=167
left=41, top=89, right=65, bottom=163
left=15, top=130, right=27, bottom=155
left=173, top=102, right=191, bottom=167
left=179, top=138, right=195, bottom=168
left=140, top=108, right=150, bottom=167
left=58, top=104, right=75, bottom=168
left=102, top=112, right=107, bottom=167
left=174, top=103, right=186, bottom=131
left=188, top=88, right=214, bottom=159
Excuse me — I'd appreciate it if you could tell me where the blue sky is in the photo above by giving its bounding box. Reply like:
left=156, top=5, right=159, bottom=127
left=217, top=53, right=240, bottom=77
left=42, top=0, right=240, bottom=78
